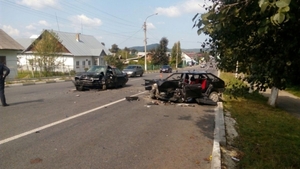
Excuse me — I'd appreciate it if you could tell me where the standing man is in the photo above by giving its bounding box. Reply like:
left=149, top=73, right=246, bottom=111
left=0, top=63, right=10, bottom=107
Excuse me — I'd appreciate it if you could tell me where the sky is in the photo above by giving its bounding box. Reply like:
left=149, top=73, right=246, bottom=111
left=0, top=0, right=210, bottom=50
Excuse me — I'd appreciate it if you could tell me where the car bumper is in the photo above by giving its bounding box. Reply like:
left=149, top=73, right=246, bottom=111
left=72, top=79, right=104, bottom=87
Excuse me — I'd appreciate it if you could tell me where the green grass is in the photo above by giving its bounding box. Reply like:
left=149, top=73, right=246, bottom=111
left=286, top=85, right=300, bottom=98
left=220, top=72, right=300, bottom=169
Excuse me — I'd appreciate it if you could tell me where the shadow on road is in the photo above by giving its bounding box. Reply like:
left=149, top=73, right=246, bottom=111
left=9, top=99, right=44, bottom=106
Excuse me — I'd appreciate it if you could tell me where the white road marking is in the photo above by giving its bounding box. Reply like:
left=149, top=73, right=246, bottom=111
left=0, top=91, right=148, bottom=145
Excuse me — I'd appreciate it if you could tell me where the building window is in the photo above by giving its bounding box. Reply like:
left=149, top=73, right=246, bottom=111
left=76, top=61, right=79, bottom=68
left=0, top=56, right=6, bottom=64
left=88, top=60, right=91, bottom=66
left=82, top=61, right=85, bottom=68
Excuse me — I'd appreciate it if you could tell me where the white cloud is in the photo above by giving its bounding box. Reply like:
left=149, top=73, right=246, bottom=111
left=30, top=35, right=39, bottom=39
left=155, top=0, right=208, bottom=17
left=25, top=24, right=36, bottom=30
left=146, top=22, right=156, bottom=29
left=70, top=14, right=102, bottom=27
left=2, top=25, right=20, bottom=36
left=25, top=20, right=50, bottom=31
left=182, top=0, right=207, bottom=13
left=38, top=20, right=50, bottom=26
left=17, top=0, right=59, bottom=9
left=155, top=6, right=181, bottom=17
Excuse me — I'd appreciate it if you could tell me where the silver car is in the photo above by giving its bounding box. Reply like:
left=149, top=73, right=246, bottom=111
left=122, top=65, right=144, bottom=77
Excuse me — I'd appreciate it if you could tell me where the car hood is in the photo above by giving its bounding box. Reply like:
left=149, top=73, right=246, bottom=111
left=144, top=78, right=165, bottom=88
left=75, top=72, right=101, bottom=79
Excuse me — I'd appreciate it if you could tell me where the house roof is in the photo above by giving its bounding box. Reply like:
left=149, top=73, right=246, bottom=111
left=0, top=29, right=24, bottom=50
left=24, top=30, right=111, bottom=56
left=16, top=38, right=36, bottom=49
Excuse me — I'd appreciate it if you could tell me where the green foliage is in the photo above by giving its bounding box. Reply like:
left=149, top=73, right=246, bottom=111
left=221, top=72, right=300, bottom=168
left=259, top=0, right=291, bottom=25
left=16, top=70, right=74, bottom=79
left=192, top=0, right=300, bottom=92
left=170, top=41, right=182, bottom=68
left=151, top=37, right=169, bottom=65
left=32, top=30, right=65, bottom=76
left=110, top=44, right=119, bottom=53
left=104, top=54, right=124, bottom=70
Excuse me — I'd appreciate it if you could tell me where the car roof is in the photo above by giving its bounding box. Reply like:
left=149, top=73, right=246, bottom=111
left=174, top=70, right=208, bottom=74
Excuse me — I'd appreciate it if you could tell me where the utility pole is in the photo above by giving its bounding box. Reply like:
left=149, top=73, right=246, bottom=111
left=176, top=41, right=179, bottom=69
left=144, top=21, right=147, bottom=71
left=144, top=13, right=158, bottom=71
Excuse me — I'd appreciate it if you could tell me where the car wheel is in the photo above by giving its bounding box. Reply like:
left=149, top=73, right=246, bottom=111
left=102, top=84, right=107, bottom=90
left=150, top=89, right=156, bottom=99
left=209, top=91, right=219, bottom=102
left=76, top=85, right=83, bottom=91
left=140, top=73, right=143, bottom=77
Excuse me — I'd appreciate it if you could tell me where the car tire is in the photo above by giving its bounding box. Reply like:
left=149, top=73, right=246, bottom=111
left=150, top=89, right=156, bottom=99
left=140, top=73, right=143, bottom=77
left=76, top=85, right=83, bottom=91
left=209, top=91, right=219, bottom=102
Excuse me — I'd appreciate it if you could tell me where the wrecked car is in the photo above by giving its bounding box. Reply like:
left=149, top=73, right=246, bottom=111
left=144, top=71, right=225, bottom=104
left=73, top=65, right=128, bottom=91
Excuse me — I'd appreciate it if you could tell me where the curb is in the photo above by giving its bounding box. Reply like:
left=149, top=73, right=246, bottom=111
left=6, top=79, right=73, bottom=87
left=211, top=102, right=226, bottom=169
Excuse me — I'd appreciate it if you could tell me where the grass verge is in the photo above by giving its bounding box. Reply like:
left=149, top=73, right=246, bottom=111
left=286, top=85, right=300, bottom=98
left=220, top=72, right=300, bottom=169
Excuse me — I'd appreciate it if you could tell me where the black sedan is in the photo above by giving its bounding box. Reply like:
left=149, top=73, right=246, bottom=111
left=144, top=71, right=225, bottom=104
left=160, top=65, right=172, bottom=73
left=73, top=65, right=128, bottom=91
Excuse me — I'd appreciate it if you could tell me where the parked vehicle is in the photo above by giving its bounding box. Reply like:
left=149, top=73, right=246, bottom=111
left=122, top=65, right=144, bottom=77
left=144, top=71, right=225, bottom=104
left=160, top=65, right=172, bottom=73
left=73, top=65, right=128, bottom=91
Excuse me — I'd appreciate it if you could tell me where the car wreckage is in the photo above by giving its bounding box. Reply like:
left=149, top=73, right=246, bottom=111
left=144, top=71, right=225, bottom=105
left=73, top=65, right=128, bottom=91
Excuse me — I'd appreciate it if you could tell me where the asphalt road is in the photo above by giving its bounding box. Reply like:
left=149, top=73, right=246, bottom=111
left=0, top=66, right=217, bottom=169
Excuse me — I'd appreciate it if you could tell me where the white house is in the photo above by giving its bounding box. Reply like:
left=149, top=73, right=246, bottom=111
left=0, top=29, right=24, bottom=79
left=181, top=52, right=198, bottom=66
left=19, top=30, right=111, bottom=73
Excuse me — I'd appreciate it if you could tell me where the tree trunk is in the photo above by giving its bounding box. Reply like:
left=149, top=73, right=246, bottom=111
left=268, top=86, right=279, bottom=107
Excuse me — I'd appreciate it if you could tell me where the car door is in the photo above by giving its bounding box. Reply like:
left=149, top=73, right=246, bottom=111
left=137, top=66, right=142, bottom=75
left=114, top=68, right=126, bottom=86
left=206, top=73, right=225, bottom=91
left=184, top=74, right=203, bottom=98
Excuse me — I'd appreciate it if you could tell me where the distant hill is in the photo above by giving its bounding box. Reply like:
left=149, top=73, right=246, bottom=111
left=129, top=43, right=209, bottom=53
left=129, top=43, right=159, bottom=52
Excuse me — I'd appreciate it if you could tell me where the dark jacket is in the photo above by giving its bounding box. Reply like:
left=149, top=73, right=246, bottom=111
left=0, top=63, right=10, bottom=79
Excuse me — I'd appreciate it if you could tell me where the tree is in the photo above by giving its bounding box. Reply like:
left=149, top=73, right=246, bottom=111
left=170, top=41, right=182, bottom=69
left=32, top=30, right=65, bottom=76
left=104, top=54, right=123, bottom=69
left=110, top=44, right=119, bottom=53
left=192, top=0, right=300, bottom=106
left=151, top=37, right=169, bottom=65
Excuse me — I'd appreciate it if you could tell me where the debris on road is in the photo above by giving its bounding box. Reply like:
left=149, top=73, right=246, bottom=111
left=146, top=101, right=159, bottom=105
left=125, top=96, right=139, bottom=101
left=177, top=103, right=196, bottom=107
